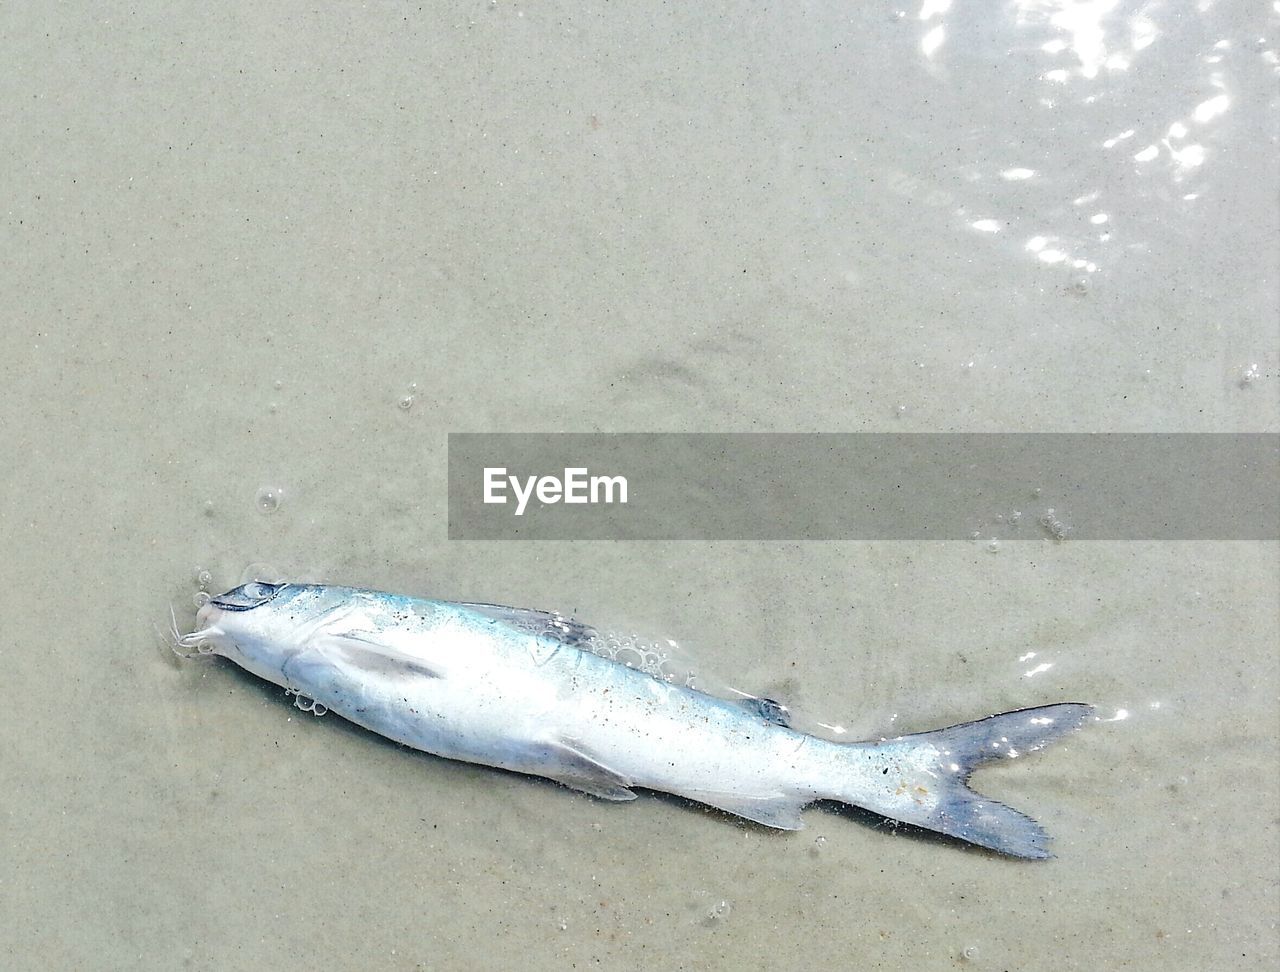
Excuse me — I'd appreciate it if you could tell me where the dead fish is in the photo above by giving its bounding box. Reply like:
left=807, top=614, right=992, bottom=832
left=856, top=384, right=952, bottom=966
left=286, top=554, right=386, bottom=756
left=180, top=582, right=1092, bottom=858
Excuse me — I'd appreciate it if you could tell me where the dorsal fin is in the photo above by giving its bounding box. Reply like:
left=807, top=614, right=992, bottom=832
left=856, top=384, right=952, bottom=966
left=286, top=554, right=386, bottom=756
left=459, top=602, right=598, bottom=647
left=736, top=696, right=793, bottom=728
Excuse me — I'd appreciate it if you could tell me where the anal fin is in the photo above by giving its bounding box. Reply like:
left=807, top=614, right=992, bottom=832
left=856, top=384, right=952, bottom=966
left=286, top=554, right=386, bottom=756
left=679, top=789, right=809, bottom=830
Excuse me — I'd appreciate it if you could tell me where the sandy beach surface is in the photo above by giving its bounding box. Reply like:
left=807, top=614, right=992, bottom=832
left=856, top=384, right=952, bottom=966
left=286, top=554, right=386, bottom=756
left=1, top=3, right=1276, bottom=969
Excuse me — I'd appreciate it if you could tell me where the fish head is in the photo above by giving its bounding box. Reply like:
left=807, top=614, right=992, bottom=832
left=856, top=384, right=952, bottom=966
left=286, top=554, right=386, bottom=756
left=194, top=582, right=337, bottom=684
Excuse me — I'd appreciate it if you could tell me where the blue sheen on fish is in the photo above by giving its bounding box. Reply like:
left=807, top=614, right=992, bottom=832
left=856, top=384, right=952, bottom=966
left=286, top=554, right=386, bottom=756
left=183, top=582, right=1093, bottom=859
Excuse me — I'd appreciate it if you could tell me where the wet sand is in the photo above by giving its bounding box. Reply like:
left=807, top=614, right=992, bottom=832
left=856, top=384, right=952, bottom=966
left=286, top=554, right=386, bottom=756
left=1, top=3, right=1276, bottom=969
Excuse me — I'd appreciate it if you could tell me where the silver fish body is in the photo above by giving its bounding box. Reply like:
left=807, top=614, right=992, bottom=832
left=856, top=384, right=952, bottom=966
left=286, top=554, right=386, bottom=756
left=188, top=582, right=1092, bottom=858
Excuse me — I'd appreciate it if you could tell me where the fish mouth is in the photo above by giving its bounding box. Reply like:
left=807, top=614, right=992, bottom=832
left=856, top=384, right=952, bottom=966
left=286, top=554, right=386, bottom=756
left=165, top=600, right=227, bottom=658
left=172, top=604, right=224, bottom=658
left=195, top=600, right=220, bottom=630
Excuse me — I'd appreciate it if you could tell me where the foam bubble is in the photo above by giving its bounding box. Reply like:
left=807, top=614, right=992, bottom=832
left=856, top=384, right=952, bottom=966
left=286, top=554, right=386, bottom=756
left=240, top=562, right=284, bottom=585
left=705, top=899, right=732, bottom=923
left=583, top=631, right=700, bottom=686
left=256, top=486, right=284, bottom=514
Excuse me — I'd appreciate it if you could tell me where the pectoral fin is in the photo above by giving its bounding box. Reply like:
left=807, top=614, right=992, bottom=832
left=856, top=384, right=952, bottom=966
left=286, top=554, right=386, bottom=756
left=311, top=631, right=445, bottom=680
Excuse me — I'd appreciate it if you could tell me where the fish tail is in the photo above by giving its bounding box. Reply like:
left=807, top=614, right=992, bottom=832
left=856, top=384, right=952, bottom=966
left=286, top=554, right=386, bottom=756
left=837, top=702, right=1093, bottom=859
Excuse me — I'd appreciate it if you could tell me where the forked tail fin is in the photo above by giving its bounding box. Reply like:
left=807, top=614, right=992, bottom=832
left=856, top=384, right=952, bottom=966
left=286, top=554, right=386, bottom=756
left=843, top=703, right=1094, bottom=859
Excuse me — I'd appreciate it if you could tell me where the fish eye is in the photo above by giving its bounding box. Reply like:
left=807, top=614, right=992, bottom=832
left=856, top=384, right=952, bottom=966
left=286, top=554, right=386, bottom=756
left=210, top=581, right=287, bottom=611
